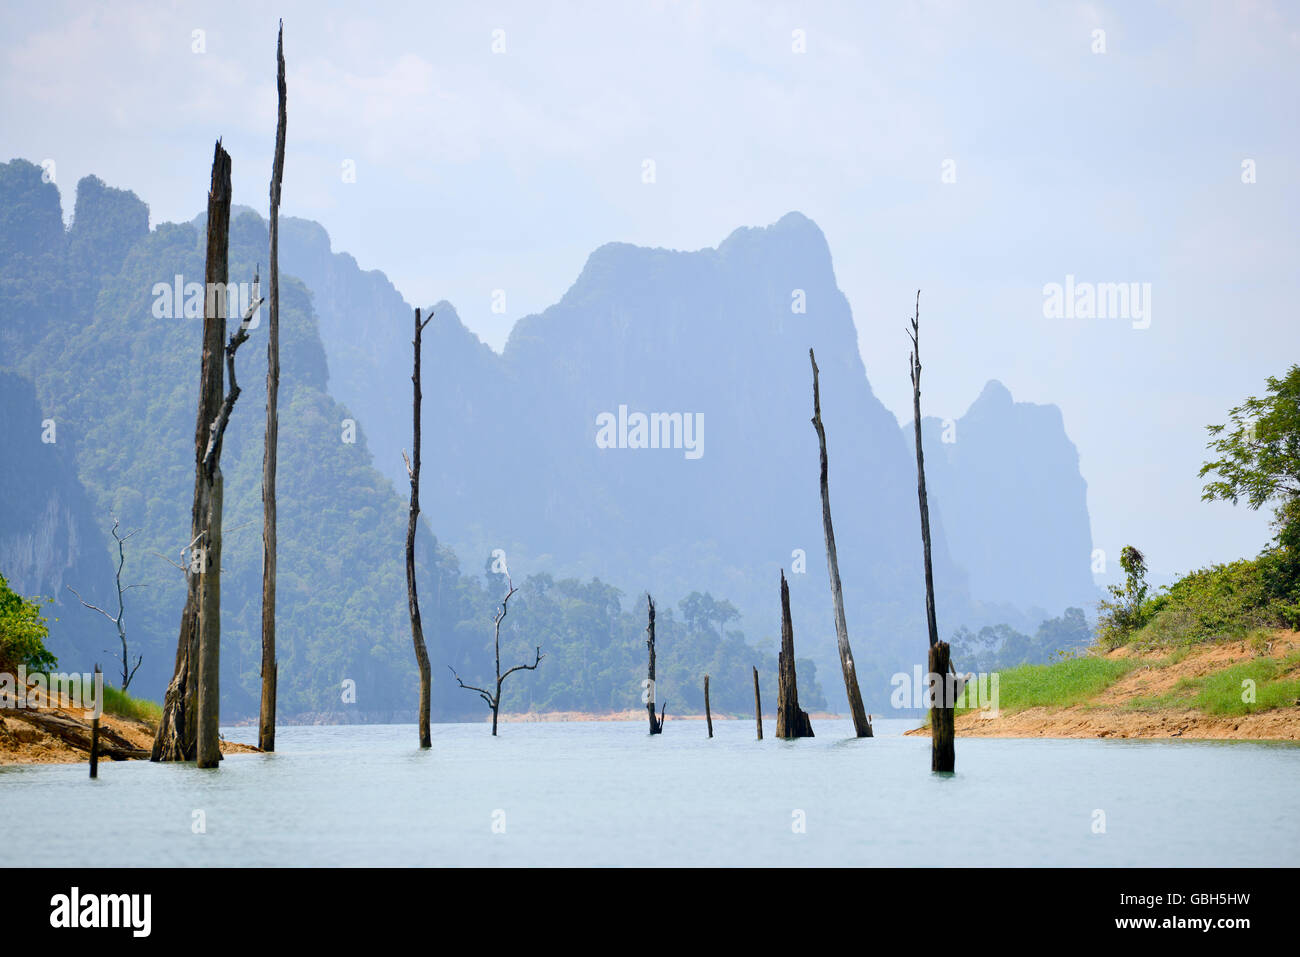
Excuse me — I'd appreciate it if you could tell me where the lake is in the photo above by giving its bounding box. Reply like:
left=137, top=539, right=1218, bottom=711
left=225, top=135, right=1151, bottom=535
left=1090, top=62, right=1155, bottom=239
left=2, top=719, right=1296, bottom=866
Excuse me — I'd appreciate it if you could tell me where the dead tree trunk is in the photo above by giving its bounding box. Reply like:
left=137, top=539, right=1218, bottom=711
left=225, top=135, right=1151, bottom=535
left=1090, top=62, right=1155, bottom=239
left=449, top=575, right=543, bottom=735
left=404, top=307, right=434, bottom=748
left=908, top=291, right=954, bottom=772
left=929, top=641, right=955, bottom=771
left=68, top=518, right=142, bottom=691
left=704, top=674, right=713, bottom=738
left=776, top=569, right=814, bottom=738
left=753, top=666, right=763, bottom=739
left=809, top=348, right=872, bottom=737
left=259, top=19, right=286, bottom=755
left=153, top=142, right=232, bottom=763
left=196, top=469, right=223, bottom=769
left=89, top=665, right=100, bottom=779
left=645, top=594, right=664, bottom=734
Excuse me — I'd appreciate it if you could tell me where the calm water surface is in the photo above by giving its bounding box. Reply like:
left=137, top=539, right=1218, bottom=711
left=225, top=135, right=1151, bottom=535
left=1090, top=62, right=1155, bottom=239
left=2, top=719, right=1296, bottom=866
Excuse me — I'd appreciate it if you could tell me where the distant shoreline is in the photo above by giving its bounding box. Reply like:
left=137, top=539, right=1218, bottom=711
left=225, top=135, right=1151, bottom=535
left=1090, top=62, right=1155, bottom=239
left=245, top=709, right=849, bottom=726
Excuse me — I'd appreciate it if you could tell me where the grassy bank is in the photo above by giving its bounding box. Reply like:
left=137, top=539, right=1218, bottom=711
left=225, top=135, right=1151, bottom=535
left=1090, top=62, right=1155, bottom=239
left=44, top=673, right=163, bottom=725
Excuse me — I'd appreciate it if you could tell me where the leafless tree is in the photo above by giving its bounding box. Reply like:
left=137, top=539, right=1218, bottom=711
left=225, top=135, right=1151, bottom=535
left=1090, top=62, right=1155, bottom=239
left=907, top=290, right=954, bottom=772
left=67, top=517, right=144, bottom=691
left=260, top=19, right=287, bottom=753
left=809, top=348, right=872, bottom=737
left=152, top=140, right=262, bottom=767
left=449, top=574, right=543, bottom=735
left=404, top=307, right=434, bottom=747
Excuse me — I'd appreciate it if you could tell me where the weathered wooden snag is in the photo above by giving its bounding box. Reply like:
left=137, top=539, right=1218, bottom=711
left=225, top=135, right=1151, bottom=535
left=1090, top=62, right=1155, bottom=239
left=929, top=641, right=956, bottom=772
left=154, top=141, right=260, bottom=766
left=776, top=570, right=814, bottom=738
left=809, top=348, right=872, bottom=737
left=645, top=595, right=665, bottom=734
left=704, top=674, right=713, bottom=738
left=260, top=19, right=287, bottom=754
left=908, top=291, right=954, bottom=772
left=753, top=666, right=763, bottom=740
left=404, top=307, right=435, bottom=748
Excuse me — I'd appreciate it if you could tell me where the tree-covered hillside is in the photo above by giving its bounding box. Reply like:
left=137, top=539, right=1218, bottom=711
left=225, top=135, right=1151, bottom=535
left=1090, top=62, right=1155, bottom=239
left=0, top=159, right=820, bottom=721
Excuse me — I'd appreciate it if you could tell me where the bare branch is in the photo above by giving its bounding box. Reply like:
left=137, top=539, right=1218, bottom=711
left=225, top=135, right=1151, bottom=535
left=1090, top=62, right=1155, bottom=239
left=501, top=646, right=544, bottom=681
left=66, top=585, right=118, bottom=624
left=448, top=665, right=495, bottom=706
left=202, top=274, right=264, bottom=477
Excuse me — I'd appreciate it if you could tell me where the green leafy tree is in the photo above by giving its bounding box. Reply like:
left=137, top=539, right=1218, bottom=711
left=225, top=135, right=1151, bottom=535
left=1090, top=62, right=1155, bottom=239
left=1201, top=365, right=1300, bottom=532
left=1200, top=364, right=1300, bottom=597
left=1096, top=545, right=1151, bottom=648
left=0, top=573, right=57, bottom=672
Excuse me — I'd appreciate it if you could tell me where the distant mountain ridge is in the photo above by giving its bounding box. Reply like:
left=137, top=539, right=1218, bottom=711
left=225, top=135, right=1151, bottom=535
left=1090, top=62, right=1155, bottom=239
left=907, top=380, right=1098, bottom=621
left=276, top=208, right=1099, bottom=704
left=1, top=156, right=1097, bottom=714
left=0, top=160, right=829, bottom=719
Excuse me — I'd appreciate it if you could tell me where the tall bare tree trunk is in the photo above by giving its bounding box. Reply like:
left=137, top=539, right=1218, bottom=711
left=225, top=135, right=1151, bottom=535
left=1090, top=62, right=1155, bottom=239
left=259, top=20, right=286, bottom=754
left=645, top=595, right=663, bottom=734
left=908, top=291, right=954, bottom=772
left=776, top=569, right=814, bottom=738
left=196, top=470, right=223, bottom=768
left=154, top=142, right=233, bottom=763
left=809, top=349, right=872, bottom=738
left=753, top=666, right=763, bottom=739
left=404, top=308, right=434, bottom=748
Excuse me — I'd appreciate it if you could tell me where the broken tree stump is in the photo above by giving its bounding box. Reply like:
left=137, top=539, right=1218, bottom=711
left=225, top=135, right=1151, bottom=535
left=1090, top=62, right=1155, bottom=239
left=753, top=666, right=763, bottom=740
left=704, top=674, right=713, bottom=738
left=776, top=570, right=814, bottom=739
left=929, top=640, right=955, bottom=772
left=646, top=595, right=664, bottom=734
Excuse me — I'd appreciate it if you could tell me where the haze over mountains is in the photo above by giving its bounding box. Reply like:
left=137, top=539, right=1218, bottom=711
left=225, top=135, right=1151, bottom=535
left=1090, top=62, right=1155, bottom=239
left=0, top=159, right=1098, bottom=714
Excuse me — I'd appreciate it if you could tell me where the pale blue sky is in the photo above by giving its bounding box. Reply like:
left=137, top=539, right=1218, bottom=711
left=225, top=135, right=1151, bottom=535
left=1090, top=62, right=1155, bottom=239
left=2, top=0, right=1296, bottom=576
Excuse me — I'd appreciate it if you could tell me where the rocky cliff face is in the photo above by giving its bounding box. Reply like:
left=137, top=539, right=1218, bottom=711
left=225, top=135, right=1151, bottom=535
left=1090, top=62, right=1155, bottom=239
left=281, top=212, right=978, bottom=704
left=0, top=370, right=115, bottom=667
left=907, top=380, right=1098, bottom=622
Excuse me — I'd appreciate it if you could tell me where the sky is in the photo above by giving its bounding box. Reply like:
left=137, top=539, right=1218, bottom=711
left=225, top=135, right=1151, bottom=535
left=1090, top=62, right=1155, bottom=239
left=2, top=0, right=1297, bottom=578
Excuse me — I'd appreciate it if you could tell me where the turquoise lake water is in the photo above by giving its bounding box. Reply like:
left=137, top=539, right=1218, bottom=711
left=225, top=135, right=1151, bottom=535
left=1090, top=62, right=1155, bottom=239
left=2, top=719, right=1296, bottom=866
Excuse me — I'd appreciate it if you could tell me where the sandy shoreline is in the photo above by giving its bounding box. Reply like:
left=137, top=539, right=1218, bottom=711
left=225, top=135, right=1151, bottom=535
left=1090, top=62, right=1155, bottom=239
left=906, top=632, right=1300, bottom=742
left=0, top=675, right=259, bottom=766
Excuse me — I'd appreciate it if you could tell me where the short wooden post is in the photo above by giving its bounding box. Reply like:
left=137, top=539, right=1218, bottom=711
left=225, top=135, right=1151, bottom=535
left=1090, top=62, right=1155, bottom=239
left=704, top=675, right=713, bottom=738
left=753, top=666, right=763, bottom=740
left=930, top=641, right=955, bottom=772
left=89, top=664, right=101, bottom=779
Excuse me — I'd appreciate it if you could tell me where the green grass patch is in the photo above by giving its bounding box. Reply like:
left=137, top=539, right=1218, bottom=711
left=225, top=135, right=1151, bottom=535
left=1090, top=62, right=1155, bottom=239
left=101, top=684, right=162, bottom=724
left=1127, top=653, right=1300, bottom=717
left=954, top=655, right=1139, bottom=716
left=30, top=672, right=162, bottom=724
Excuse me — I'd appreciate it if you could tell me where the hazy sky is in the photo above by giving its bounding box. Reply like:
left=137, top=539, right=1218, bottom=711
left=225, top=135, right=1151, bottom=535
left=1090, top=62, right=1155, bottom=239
left=3, top=0, right=1296, bottom=577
